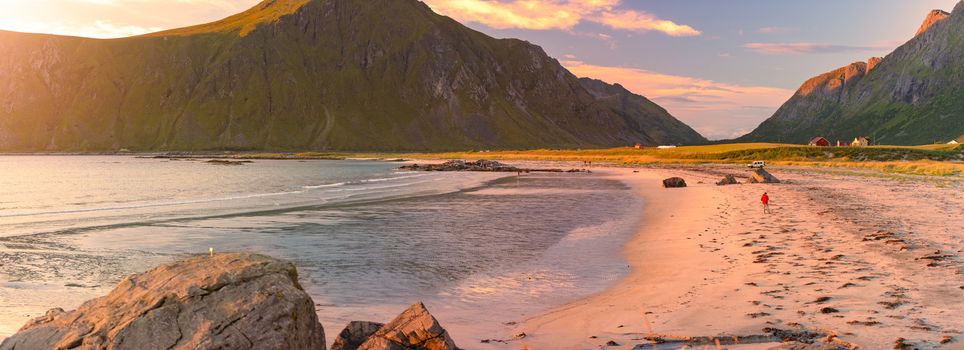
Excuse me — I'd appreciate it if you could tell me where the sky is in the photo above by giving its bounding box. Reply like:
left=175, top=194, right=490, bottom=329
left=0, top=0, right=958, bottom=140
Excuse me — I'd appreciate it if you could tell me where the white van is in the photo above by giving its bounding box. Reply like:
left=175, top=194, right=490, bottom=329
left=747, top=161, right=766, bottom=169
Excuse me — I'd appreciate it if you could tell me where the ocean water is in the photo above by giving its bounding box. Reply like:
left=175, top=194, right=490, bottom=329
left=0, top=156, right=641, bottom=343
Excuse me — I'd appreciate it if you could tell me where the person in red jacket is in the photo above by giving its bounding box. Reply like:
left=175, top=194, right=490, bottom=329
left=761, top=192, right=771, bottom=214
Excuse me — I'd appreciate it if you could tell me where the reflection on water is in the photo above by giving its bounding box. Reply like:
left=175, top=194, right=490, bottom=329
left=0, top=157, right=640, bottom=343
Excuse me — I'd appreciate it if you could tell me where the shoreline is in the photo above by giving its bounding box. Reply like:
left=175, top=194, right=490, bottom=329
left=503, top=164, right=962, bottom=349
left=511, top=166, right=751, bottom=349
left=2, top=159, right=960, bottom=349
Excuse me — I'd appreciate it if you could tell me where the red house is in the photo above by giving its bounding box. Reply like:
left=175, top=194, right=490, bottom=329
left=808, top=137, right=830, bottom=147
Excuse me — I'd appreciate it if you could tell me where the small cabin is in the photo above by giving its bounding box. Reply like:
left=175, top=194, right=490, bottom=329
left=808, top=137, right=830, bottom=147
left=851, top=136, right=870, bottom=147
left=633, top=143, right=642, bottom=149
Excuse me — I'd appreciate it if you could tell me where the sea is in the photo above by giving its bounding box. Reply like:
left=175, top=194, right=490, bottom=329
left=0, top=156, right=641, bottom=343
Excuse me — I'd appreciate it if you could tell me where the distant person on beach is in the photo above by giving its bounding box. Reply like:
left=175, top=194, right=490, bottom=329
left=761, top=192, right=771, bottom=214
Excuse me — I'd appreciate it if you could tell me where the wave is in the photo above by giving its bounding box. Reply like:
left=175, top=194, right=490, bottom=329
left=357, top=173, right=426, bottom=183
left=302, top=182, right=347, bottom=189
left=0, top=169, right=505, bottom=240
left=0, top=190, right=306, bottom=219
left=3, top=173, right=436, bottom=219
left=302, top=173, right=426, bottom=190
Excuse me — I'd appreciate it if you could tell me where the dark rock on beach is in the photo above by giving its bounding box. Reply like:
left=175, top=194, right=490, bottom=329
left=663, top=177, right=688, bottom=188
left=0, top=253, right=326, bottom=350
left=716, top=174, right=740, bottom=186
left=748, top=168, right=781, bottom=184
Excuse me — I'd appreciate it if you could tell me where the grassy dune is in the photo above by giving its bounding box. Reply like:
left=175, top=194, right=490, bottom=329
left=388, top=143, right=964, bottom=177
left=232, top=143, right=962, bottom=176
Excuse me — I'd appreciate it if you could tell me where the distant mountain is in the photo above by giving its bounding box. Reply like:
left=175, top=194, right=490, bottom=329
left=739, top=1, right=964, bottom=145
left=0, top=0, right=704, bottom=152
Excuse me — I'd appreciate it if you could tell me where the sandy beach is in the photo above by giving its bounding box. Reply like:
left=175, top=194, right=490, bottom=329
left=2, top=160, right=961, bottom=349
left=500, top=165, right=963, bottom=349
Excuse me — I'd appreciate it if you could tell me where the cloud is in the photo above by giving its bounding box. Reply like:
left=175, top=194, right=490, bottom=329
left=2, top=0, right=699, bottom=39
left=743, top=42, right=892, bottom=55
left=562, top=60, right=794, bottom=140
left=422, top=0, right=700, bottom=37
left=590, top=10, right=700, bottom=36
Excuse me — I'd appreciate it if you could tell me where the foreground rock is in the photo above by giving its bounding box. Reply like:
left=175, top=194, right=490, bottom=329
left=0, top=253, right=326, bottom=350
left=716, top=174, right=740, bottom=186
left=748, top=168, right=781, bottom=183
left=400, top=160, right=585, bottom=173
left=331, top=321, right=384, bottom=350
left=663, top=177, right=687, bottom=188
left=332, top=302, right=460, bottom=350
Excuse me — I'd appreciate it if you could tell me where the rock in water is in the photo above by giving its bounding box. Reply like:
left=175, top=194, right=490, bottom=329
left=332, top=321, right=384, bottom=350
left=747, top=169, right=781, bottom=184
left=357, top=302, right=459, bottom=350
left=662, top=177, right=687, bottom=188
left=399, top=160, right=520, bottom=172
left=716, top=175, right=740, bottom=186
left=0, top=253, right=326, bottom=350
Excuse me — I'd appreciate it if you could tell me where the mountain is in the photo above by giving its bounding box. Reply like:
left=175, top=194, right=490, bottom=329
left=0, top=0, right=704, bottom=152
left=739, top=1, right=964, bottom=145
left=578, top=78, right=705, bottom=146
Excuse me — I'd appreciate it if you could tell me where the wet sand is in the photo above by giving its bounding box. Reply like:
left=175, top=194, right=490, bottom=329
left=509, top=165, right=962, bottom=349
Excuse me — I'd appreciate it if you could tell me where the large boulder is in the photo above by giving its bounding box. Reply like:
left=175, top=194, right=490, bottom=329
left=716, top=174, right=740, bottom=186
left=0, top=253, right=326, bottom=350
left=662, top=177, right=688, bottom=188
left=748, top=169, right=781, bottom=184
left=331, top=321, right=384, bottom=350
left=356, top=302, right=459, bottom=350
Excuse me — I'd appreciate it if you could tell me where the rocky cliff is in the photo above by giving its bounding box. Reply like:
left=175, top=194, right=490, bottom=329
left=739, top=1, right=964, bottom=145
left=0, top=0, right=705, bottom=152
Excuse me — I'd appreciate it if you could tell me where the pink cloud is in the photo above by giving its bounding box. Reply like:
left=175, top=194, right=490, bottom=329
left=422, top=0, right=700, bottom=37
left=562, top=60, right=794, bottom=139
left=743, top=42, right=894, bottom=55
left=591, top=10, right=700, bottom=36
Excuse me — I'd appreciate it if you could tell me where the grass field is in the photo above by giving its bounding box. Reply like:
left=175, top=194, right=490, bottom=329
left=394, top=143, right=963, bottom=177
left=233, top=143, right=964, bottom=177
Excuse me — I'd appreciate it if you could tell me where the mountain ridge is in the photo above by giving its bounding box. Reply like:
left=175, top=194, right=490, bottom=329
left=0, top=0, right=705, bottom=152
left=738, top=2, right=964, bottom=145
left=142, top=0, right=313, bottom=38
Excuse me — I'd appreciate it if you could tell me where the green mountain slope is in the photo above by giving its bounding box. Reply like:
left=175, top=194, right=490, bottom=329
left=0, top=0, right=704, bottom=152
left=739, top=1, right=964, bottom=145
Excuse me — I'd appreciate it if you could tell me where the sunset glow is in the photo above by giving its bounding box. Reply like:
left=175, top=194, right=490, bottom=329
left=421, top=0, right=700, bottom=36
left=563, top=60, right=794, bottom=139
left=0, top=1, right=961, bottom=347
